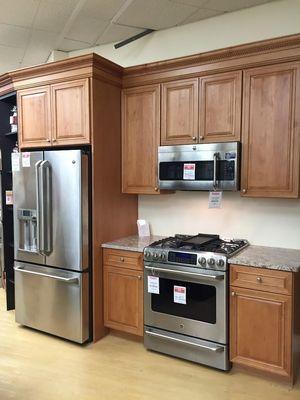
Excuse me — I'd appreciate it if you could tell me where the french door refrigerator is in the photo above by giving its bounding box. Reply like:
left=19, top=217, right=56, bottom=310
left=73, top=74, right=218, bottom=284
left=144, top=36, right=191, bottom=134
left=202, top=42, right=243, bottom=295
left=12, top=149, right=90, bottom=343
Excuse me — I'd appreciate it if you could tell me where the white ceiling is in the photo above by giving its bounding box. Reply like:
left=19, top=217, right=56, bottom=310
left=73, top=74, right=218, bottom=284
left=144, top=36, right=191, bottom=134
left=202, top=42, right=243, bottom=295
left=0, top=0, right=276, bottom=74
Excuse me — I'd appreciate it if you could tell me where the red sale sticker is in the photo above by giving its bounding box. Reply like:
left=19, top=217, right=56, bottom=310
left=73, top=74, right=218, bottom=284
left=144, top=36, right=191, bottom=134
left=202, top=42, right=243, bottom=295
left=174, top=285, right=186, bottom=304
left=183, top=163, right=195, bottom=180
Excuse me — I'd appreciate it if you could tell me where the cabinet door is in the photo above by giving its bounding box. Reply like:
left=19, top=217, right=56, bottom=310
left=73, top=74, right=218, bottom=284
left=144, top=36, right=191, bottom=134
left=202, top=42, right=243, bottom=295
left=122, top=85, right=160, bottom=194
left=199, top=71, right=242, bottom=143
left=161, top=79, right=198, bottom=145
left=230, top=286, right=292, bottom=380
left=241, top=63, right=300, bottom=198
left=18, top=86, right=51, bottom=148
left=104, top=265, right=143, bottom=336
left=51, top=78, right=90, bottom=145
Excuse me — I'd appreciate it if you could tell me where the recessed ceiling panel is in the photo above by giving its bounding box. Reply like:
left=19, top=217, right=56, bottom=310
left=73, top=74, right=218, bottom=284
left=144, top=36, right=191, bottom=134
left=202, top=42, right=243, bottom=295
left=81, top=0, right=126, bottom=20
left=33, top=0, right=76, bottom=33
left=117, top=0, right=198, bottom=30
left=0, top=24, right=30, bottom=48
left=65, top=15, right=109, bottom=44
left=0, top=0, right=39, bottom=28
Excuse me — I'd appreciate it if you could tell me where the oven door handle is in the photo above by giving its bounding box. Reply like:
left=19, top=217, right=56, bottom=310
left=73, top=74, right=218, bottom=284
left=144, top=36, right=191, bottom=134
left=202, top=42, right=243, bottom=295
left=144, top=266, right=224, bottom=280
left=145, top=330, right=224, bottom=353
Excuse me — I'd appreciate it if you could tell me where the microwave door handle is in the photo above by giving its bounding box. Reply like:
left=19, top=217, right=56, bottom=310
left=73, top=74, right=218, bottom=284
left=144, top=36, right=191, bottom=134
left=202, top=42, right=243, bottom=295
left=35, top=160, right=43, bottom=255
left=213, top=152, right=219, bottom=190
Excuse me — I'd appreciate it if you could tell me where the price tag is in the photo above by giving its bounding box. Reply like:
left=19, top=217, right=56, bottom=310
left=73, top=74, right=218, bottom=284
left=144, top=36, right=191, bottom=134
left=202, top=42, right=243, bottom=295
left=208, top=191, right=223, bottom=209
left=22, top=152, right=31, bottom=167
left=147, top=276, right=159, bottom=294
left=174, top=285, right=186, bottom=304
left=11, top=152, right=20, bottom=172
left=5, top=190, right=13, bottom=205
left=183, top=163, right=195, bottom=180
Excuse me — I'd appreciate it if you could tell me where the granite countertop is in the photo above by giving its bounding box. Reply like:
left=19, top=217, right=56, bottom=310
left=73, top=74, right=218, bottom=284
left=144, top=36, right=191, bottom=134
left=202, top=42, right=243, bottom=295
left=102, top=235, right=164, bottom=253
left=229, top=245, right=300, bottom=272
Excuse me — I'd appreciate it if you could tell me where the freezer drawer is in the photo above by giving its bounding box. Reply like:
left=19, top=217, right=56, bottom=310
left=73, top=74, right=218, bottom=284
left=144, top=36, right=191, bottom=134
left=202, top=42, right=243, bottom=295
left=14, top=262, right=89, bottom=343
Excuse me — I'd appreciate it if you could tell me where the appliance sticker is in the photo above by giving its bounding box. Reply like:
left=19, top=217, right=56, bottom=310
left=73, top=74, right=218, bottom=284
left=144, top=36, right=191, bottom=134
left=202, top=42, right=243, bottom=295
left=183, top=163, right=195, bottom=180
left=11, top=152, right=20, bottom=172
left=22, top=152, right=31, bottom=167
left=174, top=285, right=186, bottom=304
left=208, top=191, right=223, bottom=209
left=148, top=276, right=160, bottom=294
left=5, top=190, right=13, bottom=205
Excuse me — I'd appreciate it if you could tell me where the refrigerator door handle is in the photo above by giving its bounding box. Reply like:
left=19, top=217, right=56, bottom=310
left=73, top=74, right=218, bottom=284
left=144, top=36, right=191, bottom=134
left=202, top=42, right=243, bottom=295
left=35, top=160, right=43, bottom=255
left=41, top=160, right=52, bottom=255
left=14, top=265, right=79, bottom=284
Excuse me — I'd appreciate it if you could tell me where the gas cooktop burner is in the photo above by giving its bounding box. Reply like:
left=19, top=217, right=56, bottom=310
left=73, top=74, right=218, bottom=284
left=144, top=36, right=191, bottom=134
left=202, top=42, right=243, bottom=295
left=144, top=233, right=249, bottom=270
left=149, top=233, right=248, bottom=256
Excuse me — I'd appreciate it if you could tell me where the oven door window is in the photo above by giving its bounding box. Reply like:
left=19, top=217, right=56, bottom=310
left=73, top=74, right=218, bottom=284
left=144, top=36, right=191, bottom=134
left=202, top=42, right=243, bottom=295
left=151, top=277, right=216, bottom=324
left=159, top=160, right=235, bottom=181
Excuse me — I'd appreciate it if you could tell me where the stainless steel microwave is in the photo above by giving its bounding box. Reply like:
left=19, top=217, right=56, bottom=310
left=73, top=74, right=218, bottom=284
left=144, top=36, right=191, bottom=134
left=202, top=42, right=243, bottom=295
left=158, top=142, right=240, bottom=191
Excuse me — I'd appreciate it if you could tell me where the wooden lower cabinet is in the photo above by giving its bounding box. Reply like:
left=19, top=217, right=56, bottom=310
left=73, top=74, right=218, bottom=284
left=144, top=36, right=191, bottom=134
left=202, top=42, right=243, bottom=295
left=230, top=265, right=295, bottom=382
left=103, top=249, right=144, bottom=337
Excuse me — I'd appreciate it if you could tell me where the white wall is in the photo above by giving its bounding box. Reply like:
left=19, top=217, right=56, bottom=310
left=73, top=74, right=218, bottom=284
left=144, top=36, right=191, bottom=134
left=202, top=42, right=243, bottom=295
left=70, top=0, right=300, bottom=249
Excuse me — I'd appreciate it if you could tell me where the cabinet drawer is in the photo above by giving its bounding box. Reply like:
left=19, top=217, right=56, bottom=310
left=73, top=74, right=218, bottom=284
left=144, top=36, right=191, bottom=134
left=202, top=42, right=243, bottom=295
left=103, top=248, right=143, bottom=271
left=230, top=264, right=292, bottom=295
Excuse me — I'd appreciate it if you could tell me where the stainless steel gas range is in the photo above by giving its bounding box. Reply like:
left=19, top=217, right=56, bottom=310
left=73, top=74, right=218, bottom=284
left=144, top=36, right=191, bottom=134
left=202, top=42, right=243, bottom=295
left=143, top=233, right=248, bottom=371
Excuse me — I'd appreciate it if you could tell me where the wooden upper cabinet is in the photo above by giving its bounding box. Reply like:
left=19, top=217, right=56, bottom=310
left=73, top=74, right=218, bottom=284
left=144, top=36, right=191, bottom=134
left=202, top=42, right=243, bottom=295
left=51, top=78, right=90, bottom=145
left=199, top=71, right=242, bottom=143
left=122, top=85, right=161, bottom=194
left=161, top=78, right=198, bottom=145
left=241, top=63, right=300, bottom=198
left=18, top=86, right=51, bottom=148
left=230, top=286, right=292, bottom=380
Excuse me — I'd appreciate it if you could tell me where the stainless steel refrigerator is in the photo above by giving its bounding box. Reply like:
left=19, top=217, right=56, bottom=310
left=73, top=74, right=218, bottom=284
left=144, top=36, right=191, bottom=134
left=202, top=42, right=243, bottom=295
left=12, top=149, right=90, bottom=343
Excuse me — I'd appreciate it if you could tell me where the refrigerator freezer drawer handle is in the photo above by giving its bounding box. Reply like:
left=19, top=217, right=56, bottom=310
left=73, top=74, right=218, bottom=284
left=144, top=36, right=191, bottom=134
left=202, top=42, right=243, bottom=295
left=145, top=330, right=224, bottom=353
left=14, top=266, right=79, bottom=284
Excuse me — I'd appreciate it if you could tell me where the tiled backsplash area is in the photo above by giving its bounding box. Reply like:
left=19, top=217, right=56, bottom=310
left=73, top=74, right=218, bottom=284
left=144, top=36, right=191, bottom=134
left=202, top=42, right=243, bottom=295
left=139, top=192, right=300, bottom=249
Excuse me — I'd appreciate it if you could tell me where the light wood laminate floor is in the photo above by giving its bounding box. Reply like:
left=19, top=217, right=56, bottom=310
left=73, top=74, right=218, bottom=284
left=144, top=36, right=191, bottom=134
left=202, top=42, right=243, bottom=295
left=0, top=289, right=299, bottom=400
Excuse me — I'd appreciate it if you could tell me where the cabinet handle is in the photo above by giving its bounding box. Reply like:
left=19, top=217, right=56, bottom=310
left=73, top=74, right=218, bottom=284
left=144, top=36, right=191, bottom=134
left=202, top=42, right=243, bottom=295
left=231, top=291, right=236, bottom=296
left=256, top=277, right=262, bottom=283
left=120, top=257, right=124, bottom=262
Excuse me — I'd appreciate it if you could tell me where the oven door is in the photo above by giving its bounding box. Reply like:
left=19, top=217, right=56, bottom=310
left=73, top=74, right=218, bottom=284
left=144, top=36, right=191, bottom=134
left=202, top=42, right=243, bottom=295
left=144, top=263, right=227, bottom=344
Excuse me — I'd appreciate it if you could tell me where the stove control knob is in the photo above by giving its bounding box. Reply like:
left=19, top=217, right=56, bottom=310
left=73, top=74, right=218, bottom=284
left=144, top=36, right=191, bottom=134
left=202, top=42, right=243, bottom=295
left=153, top=253, right=159, bottom=260
left=145, top=251, right=150, bottom=258
left=208, top=258, right=215, bottom=266
left=199, top=257, right=206, bottom=266
left=217, top=259, right=225, bottom=268
left=161, top=253, right=167, bottom=261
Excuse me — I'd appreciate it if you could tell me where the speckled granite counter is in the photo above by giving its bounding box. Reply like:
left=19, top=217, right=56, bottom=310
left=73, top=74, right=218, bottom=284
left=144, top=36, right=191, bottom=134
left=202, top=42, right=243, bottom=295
left=229, top=245, right=300, bottom=272
left=102, top=235, right=164, bottom=253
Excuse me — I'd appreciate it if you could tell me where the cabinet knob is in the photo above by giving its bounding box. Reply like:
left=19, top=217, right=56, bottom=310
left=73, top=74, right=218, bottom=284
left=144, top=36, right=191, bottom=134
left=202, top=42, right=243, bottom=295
left=46, top=139, right=51, bottom=142
left=231, top=291, right=236, bottom=296
left=138, top=275, right=142, bottom=280
left=242, top=189, right=247, bottom=194
left=192, top=136, right=197, bottom=141
left=199, top=136, right=204, bottom=140
left=52, top=138, right=56, bottom=142
left=154, top=187, right=159, bottom=192
left=256, top=277, right=262, bottom=283
left=120, top=257, right=124, bottom=262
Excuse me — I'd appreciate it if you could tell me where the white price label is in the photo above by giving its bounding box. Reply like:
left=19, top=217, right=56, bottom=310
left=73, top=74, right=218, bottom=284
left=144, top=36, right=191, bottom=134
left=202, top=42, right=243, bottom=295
left=147, top=276, right=160, bottom=294
left=174, top=285, right=186, bottom=304
left=22, top=152, right=31, bottom=167
left=183, top=163, right=195, bottom=180
left=208, top=191, right=223, bottom=209
left=11, top=152, right=20, bottom=172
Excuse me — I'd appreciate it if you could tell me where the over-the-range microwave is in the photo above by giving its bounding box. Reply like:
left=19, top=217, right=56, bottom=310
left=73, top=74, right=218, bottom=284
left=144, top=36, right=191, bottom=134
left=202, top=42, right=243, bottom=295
left=158, top=142, right=240, bottom=191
